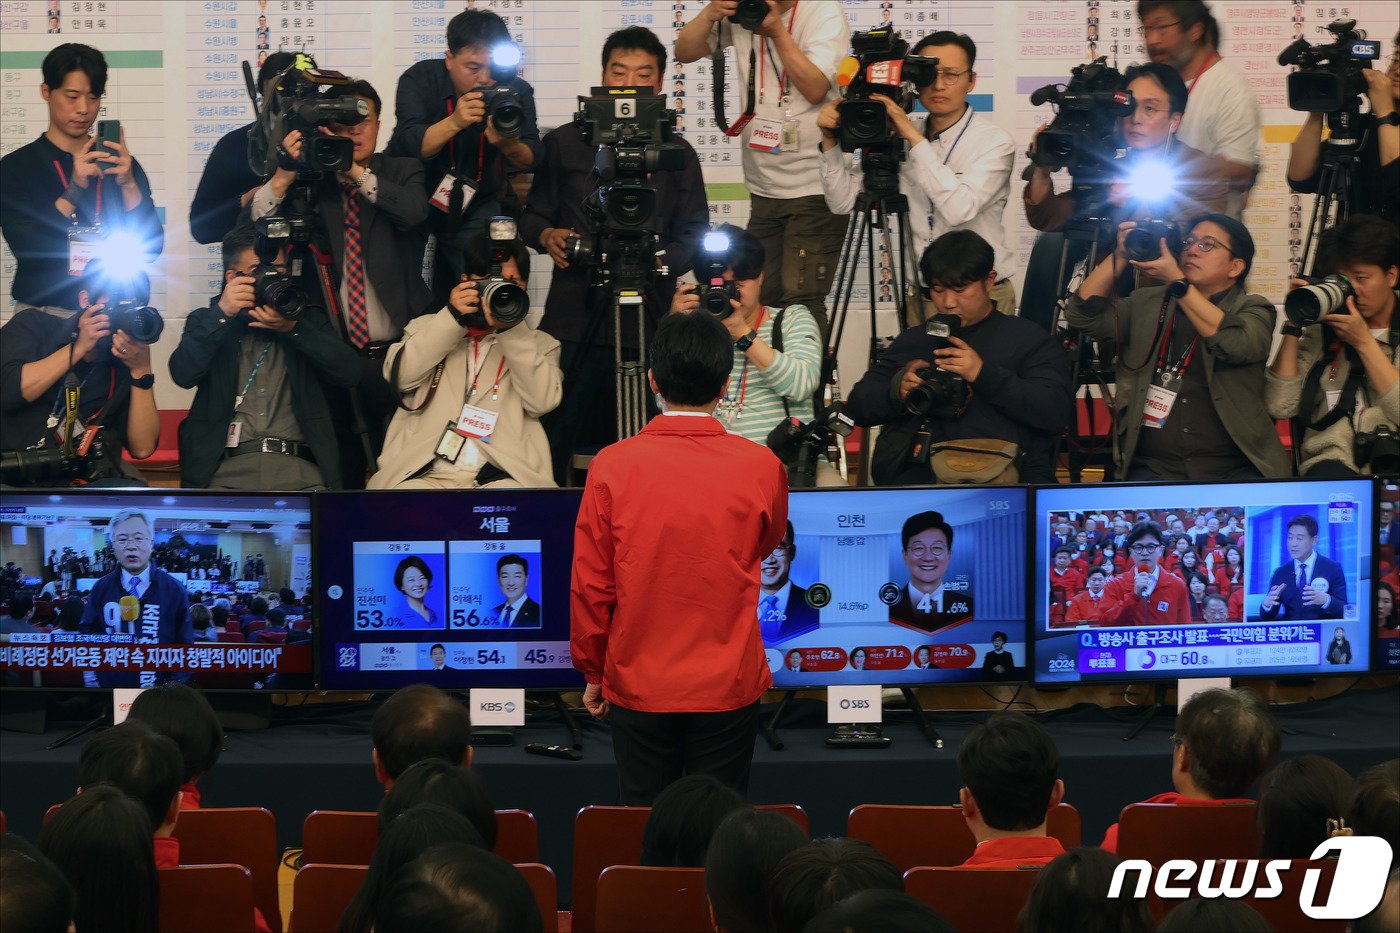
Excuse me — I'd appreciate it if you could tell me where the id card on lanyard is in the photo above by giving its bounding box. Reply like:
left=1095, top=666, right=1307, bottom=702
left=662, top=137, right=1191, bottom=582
left=745, top=2, right=801, bottom=152
left=1142, top=311, right=1197, bottom=429
left=56, top=158, right=104, bottom=276
left=431, top=98, right=486, bottom=214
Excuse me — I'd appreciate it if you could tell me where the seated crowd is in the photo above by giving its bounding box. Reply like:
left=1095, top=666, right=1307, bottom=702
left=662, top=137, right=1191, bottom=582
left=1, top=683, right=1396, bottom=932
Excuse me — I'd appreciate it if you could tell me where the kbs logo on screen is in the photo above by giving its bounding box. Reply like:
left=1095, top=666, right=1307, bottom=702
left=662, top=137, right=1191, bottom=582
left=1109, top=837, right=1393, bottom=920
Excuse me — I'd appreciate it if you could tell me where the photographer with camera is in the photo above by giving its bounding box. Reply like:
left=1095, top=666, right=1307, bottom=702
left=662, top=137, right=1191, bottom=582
left=845, top=230, right=1071, bottom=486
left=1266, top=215, right=1399, bottom=478
left=250, top=79, right=436, bottom=485
left=1137, top=1, right=1260, bottom=217
left=1286, top=28, right=1399, bottom=224
left=675, top=0, right=851, bottom=332
left=818, top=31, right=1017, bottom=316
left=521, top=27, right=708, bottom=483
left=1065, top=214, right=1289, bottom=481
left=168, top=224, right=361, bottom=490
left=388, top=9, right=541, bottom=295
left=369, top=222, right=562, bottom=489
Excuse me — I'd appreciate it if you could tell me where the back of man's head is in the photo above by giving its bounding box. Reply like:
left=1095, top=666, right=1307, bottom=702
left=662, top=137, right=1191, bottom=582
left=371, top=684, right=473, bottom=783
left=805, top=889, right=955, bottom=933
left=649, top=312, right=733, bottom=407
left=768, top=839, right=903, bottom=932
left=0, top=834, right=74, bottom=933
left=77, top=720, right=183, bottom=833
left=1017, top=848, right=1156, bottom=933
left=126, top=682, right=225, bottom=785
left=705, top=809, right=809, bottom=933
left=249, top=596, right=269, bottom=616
left=640, top=774, right=745, bottom=868
left=958, top=712, right=1060, bottom=832
left=8, top=590, right=34, bottom=620
left=376, top=842, right=542, bottom=933
left=1348, top=759, right=1400, bottom=857
left=255, top=51, right=296, bottom=91
left=1175, top=687, right=1280, bottom=799
left=379, top=758, right=498, bottom=848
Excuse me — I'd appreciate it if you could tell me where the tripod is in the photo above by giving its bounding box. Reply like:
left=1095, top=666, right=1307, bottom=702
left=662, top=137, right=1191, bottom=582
left=1298, top=133, right=1362, bottom=275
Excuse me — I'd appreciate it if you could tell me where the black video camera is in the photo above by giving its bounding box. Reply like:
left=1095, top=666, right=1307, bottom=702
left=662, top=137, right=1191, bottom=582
left=698, top=229, right=739, bottom=317
left=766, top=402, right=856, bottom=488
left=249, top=53, right=367, bottom=177
left=458, top=217, right=530, bottom=329
left=245, top=217, right=307, bottom=320
left=1028, top=59, right=1133, bottom=178
left=836, top=27, right=939, bottom=153
left=1278, top=19, right=1382, bottom=115
left=1284, top=273, right=1353, bottom=327
left=1355, top=424, right=1400, bottom=475
left=905, top=314, right=968, bottom=420
left=1123, top=219, right=1183, bottom=262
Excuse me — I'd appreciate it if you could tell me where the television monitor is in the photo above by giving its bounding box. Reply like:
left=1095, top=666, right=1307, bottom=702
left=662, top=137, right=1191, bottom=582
left=766, top=487, right=1028, bottom=687
left=1030, top=478, right=1376, bottom=685
left=0, top=491, right=313, bottom=690
left=315, top=489, right=585, bottom=691
left=1375, top=480, right=1398, bottom=670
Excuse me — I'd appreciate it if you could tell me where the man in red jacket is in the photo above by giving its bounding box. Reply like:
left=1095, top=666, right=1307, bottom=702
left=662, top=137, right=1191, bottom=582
left=1099, top=521, right=1191, bottom=626
left=956, top=713, right=1067, bottom=867
left=570, top=312, right=789, bottom=804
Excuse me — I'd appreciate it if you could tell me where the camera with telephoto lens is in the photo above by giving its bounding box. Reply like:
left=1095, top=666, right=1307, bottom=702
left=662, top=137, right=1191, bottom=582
left=698, top=230, right=739, bottom=317
left=80, top=254, right=164, bottom=351
left=1355, top=425, right=1400, bottom=475
left=836, top=27, right=939, bottom=153
left=477, top=43, right=526, bottom=138
left=0, top=431, right=115, bottom=486
left=1285, top=274, right=1353, bottom=327
left=728, top=0, right=768, bottom=31
left=1278, top=19, right=1381, bottom=115
left=1123, top=219, right=1182, bottom=262
left=459, top=217, right=530, bottom=329
left=1028, top=59, right=1133, bottom=179
left=249, top=53, right=367, bottom=177
left=905, top=314, right=969, bottom=419
left=106, top=300, right=164, bottom=345
left=245, top=217, right=306, bottom=320
left=766, top=402, right=856, bottom=488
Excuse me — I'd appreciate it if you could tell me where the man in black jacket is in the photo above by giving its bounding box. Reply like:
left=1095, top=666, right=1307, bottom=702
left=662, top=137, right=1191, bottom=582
left=846, top=231, right=1072, bottom=484
left=169, top=225, right=361, bottom=490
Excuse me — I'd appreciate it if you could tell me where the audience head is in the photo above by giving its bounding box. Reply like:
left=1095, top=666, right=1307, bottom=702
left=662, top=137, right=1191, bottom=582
left=249, top=596, right=269, bottom=617
left=1156, top=897, right=1271, bottom=933
left=958, top=712, right=1063, bottom=836
left=266, top=608, right=287, bottom=630
left=1016, top=848, right=1155, bottom=933
left=188, top=602, right=212, bottom=634
left=769, top=839, right=902, bottom=932
left=649, top=311, right=733, bottom=408
left=340, top=803, right=485, bottom=933
left=1124, top=522, right=1166, bottom=569
left=1258, top=754, right=1355, bottom=859
left=641, top=774, right=746, bottom=868
left=1173, top=687, right=1280, bottom=799
left=38, top=785, right=158, bottom=933
left=127, top=682, right=225, bottom=787
left=376, top=842, right=542, bottom=933
left=370, top=684, right=473, bottom=787
left=0, top=833, right=74, bottom=933
left=77, top=720, right=183, bottom=835
left=705, top=808, right=809, bottom=933
left=8, top=590, right=34, bottom=621
left=56, top=596, right=83, bottom=632
left=803, top=889, right=954, bottom=933
left=379, top=757, right=497, bottom=849
left=1348, top=759, right=1400, bottom=858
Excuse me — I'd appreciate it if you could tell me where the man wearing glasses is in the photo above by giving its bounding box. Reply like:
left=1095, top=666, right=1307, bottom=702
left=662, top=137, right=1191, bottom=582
left=1066, top=213, right=1290, bottom=481
left=1097, top=521, right=1190, bottom=627
left=817, top=30, right=1017, bottom=316
left=889, top=510, right=974, bottom=633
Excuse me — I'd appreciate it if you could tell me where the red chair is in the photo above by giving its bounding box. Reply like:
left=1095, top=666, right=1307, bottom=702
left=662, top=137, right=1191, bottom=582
left=291, top=619, right=312, bottom=631
left=173, top=807, right=282, bottom=933
left=302, top=808, right=537, bottom=867
left=904, top=866, right=1043, bottom=933
left=847, top=803, right=1081, bottom=872
left=256, top=630, right=287, bottom=644
left=1116, top=801, right=1259, bottom=863
left=244, top=621, right=267, bottom=637
left=516, top=862, right=560, bottom=933
left=595, top=866, right=710, bottom=933
left=217, top=631, right=246, bottom=643
left=125, top=408, right=186, bottom=468
left=159, top=864, right=256, bottom=933
left=495, top=809, right=540, bottom=864
left=0, top=809, right=5, bottom=832
left=289, top=864, right=366, bottom=933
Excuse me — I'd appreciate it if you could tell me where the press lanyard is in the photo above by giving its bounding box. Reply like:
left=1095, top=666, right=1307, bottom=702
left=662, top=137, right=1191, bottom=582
left=53, top=159, right=101, bottom=216
left=935, top=108, right=974, bottom=166
left=466, top=337, right=507, bottom=401
left=725, top=309, right=764, bottom=415
left=445, top=98, right=488, bottom=183
left=1185, top=52, right=1220, bottom=96
left=235, top=340, right=273, bottom=409
left=1155, top=310, right=1199, bottom=377
left=756, top=2, right=800, bottom=105
left=49, top=361, right=115, bottom=428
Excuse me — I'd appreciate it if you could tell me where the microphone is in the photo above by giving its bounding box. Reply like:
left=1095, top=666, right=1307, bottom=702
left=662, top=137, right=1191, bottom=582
left=1136, top=561, right=1152, bottom=607
left=835, top=56, right=860, bottom=89
left=119, top=595, right=140, bottom=622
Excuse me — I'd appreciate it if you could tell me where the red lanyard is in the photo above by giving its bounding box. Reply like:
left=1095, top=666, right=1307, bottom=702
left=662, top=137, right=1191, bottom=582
left=445, top=98, right=488, bottom=183
left=729, top=309, right=765, bottom=412
left=467, top=337, right=507, bottom=401
left=757, top=1, right=800, bottom=104
left=53, top=159, right=101, bottom=216
left=1155, top=310, right=1199, bottom=376
left=1185, top=52, right=1220, bottom=96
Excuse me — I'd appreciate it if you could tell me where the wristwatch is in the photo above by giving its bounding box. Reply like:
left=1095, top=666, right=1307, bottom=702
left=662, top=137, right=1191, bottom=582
left=130, top=373, right=155, bottom=390
left=735, top=329, right=758, bottom=351
left=1166, top=278, right=1190, bottom=299
left=1281, top=323, right=1305, bottom=338
left=1376, top=112, right=1400, bottom=127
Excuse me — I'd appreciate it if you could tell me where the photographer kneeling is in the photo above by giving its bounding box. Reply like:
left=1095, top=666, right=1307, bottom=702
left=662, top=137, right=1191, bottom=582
left=1266, top=215, right=1399, bottom=478
left=845, top=230, right=1071, bottom=485
left=369, top=221, right=562, bottom=489
left=670, top=224, right=834, bottom=485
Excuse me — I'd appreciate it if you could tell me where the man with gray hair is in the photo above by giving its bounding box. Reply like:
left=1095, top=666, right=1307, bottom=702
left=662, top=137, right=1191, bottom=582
left=79, top=509, right=192, bottom=686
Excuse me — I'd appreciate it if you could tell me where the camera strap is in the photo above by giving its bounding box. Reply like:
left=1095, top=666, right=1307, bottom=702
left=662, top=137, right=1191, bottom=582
left=712, top=38, right=757, bottom=137
left=1298, top=342, right=1365, bottom=440
left=52, top=159, right=101, bottom=217
left=388, top=351, right=446, bottom=414
left=770, top=305, right=792, bottom=418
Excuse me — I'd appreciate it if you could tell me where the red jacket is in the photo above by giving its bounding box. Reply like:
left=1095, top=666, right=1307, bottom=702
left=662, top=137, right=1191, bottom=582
left=1099, top=568, right=1191, bottom=626
left=1064, top=590, right=1106, bottom=625
left=1049, top=567, right=1084, bottom=599
left=179, top=781, right=200, bottom=810
left=570, top=414, right=788, bottom=713
left=959, top=835, right=1066, bottom=868
left=1100, top=791, right=1254, bottom=852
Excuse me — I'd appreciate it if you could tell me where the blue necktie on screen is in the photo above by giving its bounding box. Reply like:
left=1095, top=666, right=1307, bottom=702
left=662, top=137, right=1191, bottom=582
left=501, top=605, right=514, bottom=627
left=1297, top=563, right=1306, bottom=594
left=129, top=576, right=141, bottom=600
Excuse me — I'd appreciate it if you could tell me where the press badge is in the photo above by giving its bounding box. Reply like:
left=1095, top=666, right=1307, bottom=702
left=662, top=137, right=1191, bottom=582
left=68, top=225, right=103, bottom=276
left=225, top=421, right=242, bottom=448
left=780, top=119, right=800, bottom=150
left=430, top=173, right=477, bottom=214
left=747, top=117, right=784, bottom=153
left=1141, top=373, right=1181, bottom=429
left=454, top=402, right=498, bottom=440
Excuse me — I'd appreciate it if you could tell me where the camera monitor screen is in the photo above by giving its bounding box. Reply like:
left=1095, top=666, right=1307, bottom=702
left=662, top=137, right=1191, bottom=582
left=767, top=487, right=1028, bottom=687
left=1376, top=482, right=1399, bottom=671
left=0, top=491, right=313, bottom=690
left=1030, top=479, right=1376, bottom=685
left=316, top=490, right=585, bottom=691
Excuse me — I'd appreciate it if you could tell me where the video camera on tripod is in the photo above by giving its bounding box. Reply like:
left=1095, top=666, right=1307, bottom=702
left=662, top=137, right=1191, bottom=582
left=244, top=53, right=368, bottom=178
left=834, top=27, right=938, bottom=153
left=1028, top=59, right=1133, bottom=180
left=1278, top=19, right=1382, bottom=116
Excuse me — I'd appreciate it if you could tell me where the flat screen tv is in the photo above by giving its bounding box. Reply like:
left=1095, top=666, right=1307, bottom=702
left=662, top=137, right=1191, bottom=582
left=315, top=489, right=585, bottom=691
left=0, top=490, right=313, bottom=690
left=1030, top=478, right=1376, bottom=685
left=1375, top=480, right=1398, bottom=671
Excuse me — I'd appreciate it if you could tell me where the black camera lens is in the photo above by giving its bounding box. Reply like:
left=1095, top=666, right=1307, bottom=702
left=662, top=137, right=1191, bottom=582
left=479, top=279, right=530, bottom=327
left=1124, top=228, right=1162, bottom=262
left=304, top=136, right=356, bottom=174
left=1285, top=275, right=1351, bottom=327
left=484, top=88, right=524, bottom=138
left=837, top=99, right=889, bottom=152
left=252, top=267, right=305, bottom=319
left=729, top=0, right=767, bottom=31
left=702, top=281, right=738, bottom=317
left=109, top=302, right=164, bottom=344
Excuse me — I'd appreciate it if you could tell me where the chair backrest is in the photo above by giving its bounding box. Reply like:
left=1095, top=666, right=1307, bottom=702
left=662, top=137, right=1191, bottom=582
left=1117, top=801, right=1259, bottom=863
left=159, top=864, right=256, bottom=933
left=495, top=809, right=540, bottom=864
left=302, top=808, right=538, bottom=867
left=289, top=863, right=366, bottom=933
left=174, top=807, right=282, bottom=933
left=1238, top=859, right=1347, bottom=933
left=218, top=630, right=246, bottom=643
left=516, top=862, right=559, bottom=933
left=904, top=866, right=1042, bottom=933
left=847, top=803, right=1081, bottom=872
left=595, top=866, right=710, bottom=933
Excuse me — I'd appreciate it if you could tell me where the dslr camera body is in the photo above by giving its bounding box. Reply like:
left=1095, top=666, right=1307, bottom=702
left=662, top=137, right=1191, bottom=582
left=904, top=314, right=969, bottom=421
left=250, top=53, right=368, bottom=177
left=244, top=216, right=308, bottom=321
left=728, top=0, right=769, bottom=32
left=1124, top=218, right=1183, bottom=262
left=1285, top=274, right=1353, bottom=328
left=766, top=402, right=856, bottom=488
left=477, top=43, right=527, bottom=138
left=457, top=217, right=530, bottom=330
left=698, top=230, right=740, bottom=317
left=1028, top=59, right=1133, bottom=180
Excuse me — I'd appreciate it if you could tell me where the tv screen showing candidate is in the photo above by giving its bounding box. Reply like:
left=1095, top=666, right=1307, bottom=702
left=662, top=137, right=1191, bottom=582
left=1031, top=479, right=1376, bottom=686
left=1375, top=481, right=1399, bottom=671
left=766, top=487, right=1028, bottom=687
left=0, top=491, right=313, bottom=690
left=316, top=490, right=584, bottom=691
